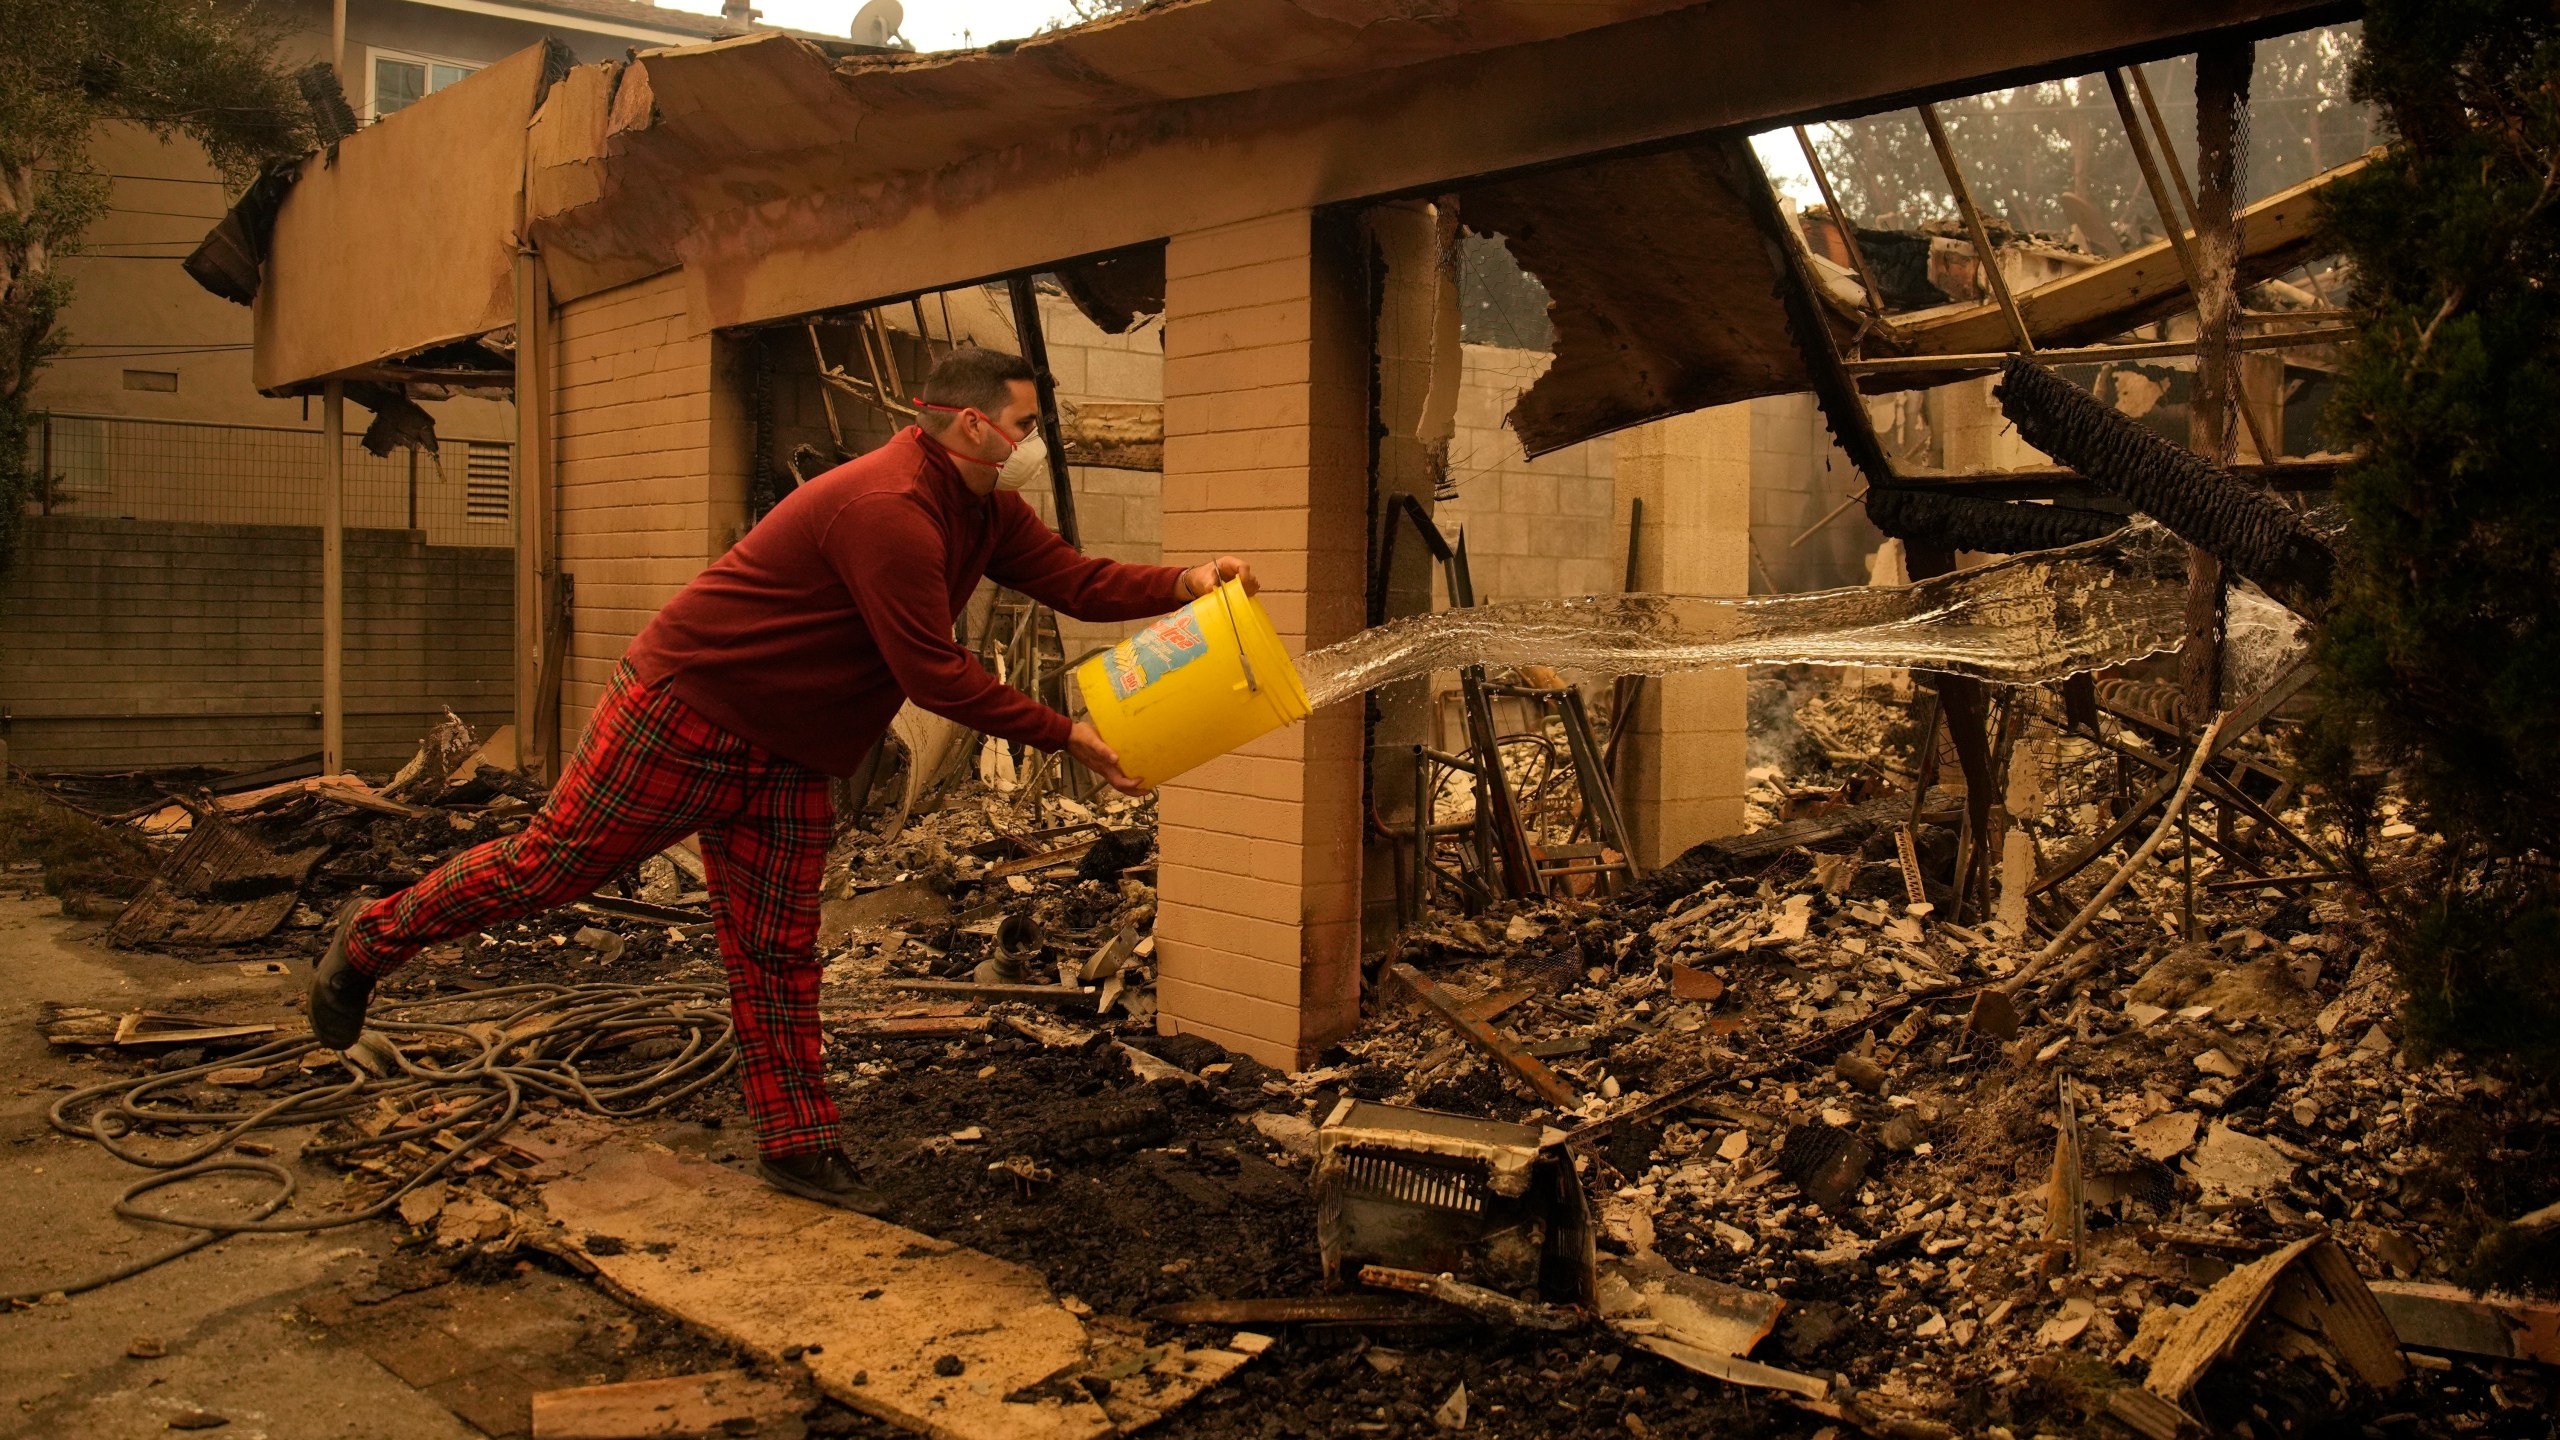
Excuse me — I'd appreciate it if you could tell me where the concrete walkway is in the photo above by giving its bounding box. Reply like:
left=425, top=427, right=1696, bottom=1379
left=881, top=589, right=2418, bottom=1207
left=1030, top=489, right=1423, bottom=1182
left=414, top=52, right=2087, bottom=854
left=0, top=894, right=481, bottom=1439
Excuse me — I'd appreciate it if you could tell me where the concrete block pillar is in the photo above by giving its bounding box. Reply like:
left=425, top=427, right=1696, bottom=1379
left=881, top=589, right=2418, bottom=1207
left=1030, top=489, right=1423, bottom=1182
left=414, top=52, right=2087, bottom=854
left=1361, top=200, right=1453, bottom=951
left=1153, top=210, right=1370, bottom=1069
left=1611, top=403, right=1752, bottom=868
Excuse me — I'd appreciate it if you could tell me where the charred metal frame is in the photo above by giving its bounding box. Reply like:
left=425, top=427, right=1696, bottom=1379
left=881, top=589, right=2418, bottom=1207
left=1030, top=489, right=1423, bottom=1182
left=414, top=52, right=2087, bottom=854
left=1007, top=275, right=1083, bottom=550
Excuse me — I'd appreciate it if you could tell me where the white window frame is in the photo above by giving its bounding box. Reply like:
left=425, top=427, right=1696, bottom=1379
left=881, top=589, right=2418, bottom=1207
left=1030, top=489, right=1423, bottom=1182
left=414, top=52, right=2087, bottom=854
left=364, top=45, right=482, bottom=123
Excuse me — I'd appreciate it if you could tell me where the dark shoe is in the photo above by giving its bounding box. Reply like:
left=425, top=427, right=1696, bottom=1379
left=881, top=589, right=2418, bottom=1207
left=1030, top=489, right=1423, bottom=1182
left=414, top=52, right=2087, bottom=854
left=309, top=899, right=376, bottom=1051
left=757, top=1149, right=893, bottom=1215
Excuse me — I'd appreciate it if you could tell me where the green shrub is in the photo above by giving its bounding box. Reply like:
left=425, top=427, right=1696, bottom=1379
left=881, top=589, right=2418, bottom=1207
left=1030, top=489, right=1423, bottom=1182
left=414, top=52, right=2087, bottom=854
left=2316, top=0, right=2560, bottom=1075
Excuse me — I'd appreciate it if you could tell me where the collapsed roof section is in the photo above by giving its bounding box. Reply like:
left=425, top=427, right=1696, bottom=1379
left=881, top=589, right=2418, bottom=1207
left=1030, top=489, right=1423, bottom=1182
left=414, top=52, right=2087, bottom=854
left=522, top=0, right=1713, bottom=313
left=219, top=0, right=2353, bottom=400
left=1839, top=153, right=2365, bottom=379
left=248, top=43, right=565, bottom=393
left=1458, top=139, right=1814, bottom=457
left=1462, top=141, right=2366, bottom=457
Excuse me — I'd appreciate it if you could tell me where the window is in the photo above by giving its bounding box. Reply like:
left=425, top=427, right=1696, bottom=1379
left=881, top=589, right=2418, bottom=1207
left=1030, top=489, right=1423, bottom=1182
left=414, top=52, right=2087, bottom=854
left=369, top=49, right=477, bottom=121
left=121, top=370, right=177, bottom=393
left=465, top=443, right=511, bottom=525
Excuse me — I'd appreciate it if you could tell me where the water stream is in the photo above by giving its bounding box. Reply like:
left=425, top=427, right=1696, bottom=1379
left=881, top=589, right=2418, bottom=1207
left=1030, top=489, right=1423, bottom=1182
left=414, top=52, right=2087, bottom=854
left=1294, top=520, right=2306, bottom=708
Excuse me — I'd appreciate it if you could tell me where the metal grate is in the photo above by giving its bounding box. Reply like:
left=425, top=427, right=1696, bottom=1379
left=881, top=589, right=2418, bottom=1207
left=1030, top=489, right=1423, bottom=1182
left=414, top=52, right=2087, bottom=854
left=1341, top=1150, right=1488, bottom=1215
left=465, top=443, right=511, bottom=525
left=25, top=411, right=513, bottom=550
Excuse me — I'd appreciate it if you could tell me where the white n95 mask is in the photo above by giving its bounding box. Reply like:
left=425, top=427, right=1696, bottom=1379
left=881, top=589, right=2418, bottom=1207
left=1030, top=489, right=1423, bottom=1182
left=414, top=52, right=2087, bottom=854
left=995, top=429, right=1049, bottom=491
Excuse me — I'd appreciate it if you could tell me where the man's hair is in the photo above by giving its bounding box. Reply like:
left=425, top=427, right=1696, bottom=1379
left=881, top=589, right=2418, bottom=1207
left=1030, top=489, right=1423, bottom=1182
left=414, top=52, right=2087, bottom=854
left=918, top=347, right=1035, bottom=426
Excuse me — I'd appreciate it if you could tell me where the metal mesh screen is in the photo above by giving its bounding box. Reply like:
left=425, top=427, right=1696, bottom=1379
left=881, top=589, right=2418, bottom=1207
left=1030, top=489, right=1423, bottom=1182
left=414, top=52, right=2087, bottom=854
left=30, top=412, right=511, bottom=547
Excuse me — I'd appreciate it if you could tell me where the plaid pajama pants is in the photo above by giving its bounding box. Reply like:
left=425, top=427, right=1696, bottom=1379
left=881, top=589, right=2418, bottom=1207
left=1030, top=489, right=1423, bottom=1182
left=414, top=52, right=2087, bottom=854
left=346, top=660, right=841, bottom=1157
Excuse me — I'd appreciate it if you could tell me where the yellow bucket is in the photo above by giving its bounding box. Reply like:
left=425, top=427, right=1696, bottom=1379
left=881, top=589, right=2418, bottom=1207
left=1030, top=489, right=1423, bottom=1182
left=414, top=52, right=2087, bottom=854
left=1074, top=578, right=1311, bottom=789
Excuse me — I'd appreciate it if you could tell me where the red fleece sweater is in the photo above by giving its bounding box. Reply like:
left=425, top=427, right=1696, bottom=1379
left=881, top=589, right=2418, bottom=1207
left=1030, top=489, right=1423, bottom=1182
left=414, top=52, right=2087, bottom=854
left=625, top=427, right=1188, bottom=776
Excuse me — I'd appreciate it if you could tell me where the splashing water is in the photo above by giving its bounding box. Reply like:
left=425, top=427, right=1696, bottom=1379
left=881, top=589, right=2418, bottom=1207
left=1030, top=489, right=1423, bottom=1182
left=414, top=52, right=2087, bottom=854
left=1294, top=520, right=2307, bottom=709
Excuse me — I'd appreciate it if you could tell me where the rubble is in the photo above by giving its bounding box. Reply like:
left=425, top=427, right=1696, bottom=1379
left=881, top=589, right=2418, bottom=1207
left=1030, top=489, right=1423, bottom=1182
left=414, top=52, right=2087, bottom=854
left=11, top=665, right=2559, bottom=1439
left=1307, top=664, right=2560, bottom=1436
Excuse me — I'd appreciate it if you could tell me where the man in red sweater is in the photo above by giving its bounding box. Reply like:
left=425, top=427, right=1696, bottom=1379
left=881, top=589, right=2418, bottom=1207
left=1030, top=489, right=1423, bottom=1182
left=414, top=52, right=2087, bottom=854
left=308, top=348, right=1251, bottom=1214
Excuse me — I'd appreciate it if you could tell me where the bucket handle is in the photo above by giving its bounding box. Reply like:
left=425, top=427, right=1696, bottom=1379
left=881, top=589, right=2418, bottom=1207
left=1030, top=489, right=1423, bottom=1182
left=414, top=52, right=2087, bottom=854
left=1212, top=581, right=1261, bottom=695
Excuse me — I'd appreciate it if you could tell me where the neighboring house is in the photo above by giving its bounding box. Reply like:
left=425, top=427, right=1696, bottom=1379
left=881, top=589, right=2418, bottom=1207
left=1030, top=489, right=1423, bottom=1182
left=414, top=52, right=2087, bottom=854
left=1, top=0, right=795, bottom=773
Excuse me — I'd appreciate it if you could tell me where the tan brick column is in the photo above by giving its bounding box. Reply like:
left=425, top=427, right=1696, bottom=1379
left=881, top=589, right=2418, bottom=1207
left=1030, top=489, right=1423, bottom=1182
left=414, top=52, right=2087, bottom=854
left=1611, top=404, right=1751, bottom=867
left=1153, top=210, right=1369, bottom=1069
left=552, top=273, right=748, bottom=747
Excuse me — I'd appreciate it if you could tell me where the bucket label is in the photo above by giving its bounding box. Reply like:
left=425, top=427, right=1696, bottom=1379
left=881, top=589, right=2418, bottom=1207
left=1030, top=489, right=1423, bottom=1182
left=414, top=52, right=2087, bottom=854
left=1103, top=609, right=1209, bottom=699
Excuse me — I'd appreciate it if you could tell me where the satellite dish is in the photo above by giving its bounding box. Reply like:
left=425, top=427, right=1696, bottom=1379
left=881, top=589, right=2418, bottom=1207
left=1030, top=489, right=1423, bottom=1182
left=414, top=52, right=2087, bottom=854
left=850, top=0, right=908, bottom=48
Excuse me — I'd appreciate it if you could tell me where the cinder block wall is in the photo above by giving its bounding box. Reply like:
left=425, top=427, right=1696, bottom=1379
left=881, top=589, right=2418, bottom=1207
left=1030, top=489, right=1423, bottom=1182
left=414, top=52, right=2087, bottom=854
left=1016, top=293, right=1167, bottom=665
left=1612, top=406, right=1752, bottom=865
left=0, top=516, right=511, bottom=772
left=1749, top=391, right=1882, bottom=595
left=1153, top=209, right=1369, bottom=1070
left=554, top=271, right=745, bottom=741
left=1431, top=344, right=1620, bottom=603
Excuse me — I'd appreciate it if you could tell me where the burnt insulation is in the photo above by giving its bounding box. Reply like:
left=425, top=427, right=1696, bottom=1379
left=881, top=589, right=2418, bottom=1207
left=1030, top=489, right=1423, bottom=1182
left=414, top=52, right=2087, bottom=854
left=1995, top=356, right=2334, bottom=613
left=1863, top=487, right=2126, bottom=556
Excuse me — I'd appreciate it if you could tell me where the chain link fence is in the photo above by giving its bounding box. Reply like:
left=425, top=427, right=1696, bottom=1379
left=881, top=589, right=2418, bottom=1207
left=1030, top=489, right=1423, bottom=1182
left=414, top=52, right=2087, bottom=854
left=30, top=411, right=514, bottom=544
left=4, top=413, right=518, bottom=773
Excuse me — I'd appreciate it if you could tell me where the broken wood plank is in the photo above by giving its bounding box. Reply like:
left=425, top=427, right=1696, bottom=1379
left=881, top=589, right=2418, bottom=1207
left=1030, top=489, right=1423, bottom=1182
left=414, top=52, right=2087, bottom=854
left=310, top=784, right=437, bottom=819
left=1456, top=985, right=1534, bottom=1024
left=2201, top=871, right=2349, bottom=892
left=1139, top=1296, right=1460, bottom=1326
left=1596, top=1257, right=1785, bottom=1358
left=888, top=979, right=1100, bottom=1006
left=831, top=1014, right=991, bottom=1038
left=986, top=840, right=1098, bottom=879
left=109, top=1012, right=280, bottom=1048
left=1630, top=1335, right=1831, bottom=1400
left=40, top=1004, right=121, bottom=1048
left=1357, top=1265, right=1585, bottom=1332
left=577, top=896, right=712, bottom=926
left=1668, top=788, right=1962, bottom=874
left=529, top=1368, right=809, bottom=1440
left=1862, top=154, right=2367, bottom=363
left=1388, top=963, right=1579, bottom=1109
left=2369, top=1281, right=2560, bottom=1366
left=541, top=1148, right=1115, bottom=1440
left=2104, top=1385, right=2198, bottom=1440
left=2145, top=1235, right=2404, bottom=1403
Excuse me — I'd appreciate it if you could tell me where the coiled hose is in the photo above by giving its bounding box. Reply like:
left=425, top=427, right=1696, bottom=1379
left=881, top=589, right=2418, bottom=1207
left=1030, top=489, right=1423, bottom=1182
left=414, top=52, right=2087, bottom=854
left=11, top=981, right=737, bottom=1302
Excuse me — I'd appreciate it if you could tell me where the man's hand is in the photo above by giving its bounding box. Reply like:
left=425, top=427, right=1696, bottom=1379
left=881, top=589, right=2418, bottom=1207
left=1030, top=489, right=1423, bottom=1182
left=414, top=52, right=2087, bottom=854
left=1068, top=721, right=1146, bottom=795
left=1178, top=555, right=1259, bottom=602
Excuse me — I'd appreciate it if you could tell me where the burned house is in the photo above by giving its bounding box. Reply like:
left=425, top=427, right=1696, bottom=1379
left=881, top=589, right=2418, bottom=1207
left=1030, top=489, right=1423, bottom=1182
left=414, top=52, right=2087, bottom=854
left=226, top=0, right=2362, bottom=1069
left=12, top=1, right=2516, bottom=1437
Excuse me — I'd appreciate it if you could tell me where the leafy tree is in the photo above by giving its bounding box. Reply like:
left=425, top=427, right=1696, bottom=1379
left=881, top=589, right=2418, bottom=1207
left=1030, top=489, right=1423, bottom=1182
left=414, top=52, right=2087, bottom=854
left=1808, top=28, right=2370, bottom=248
left=0, top=0, right=309, bottom=575
left=2313, top=0, right=2560, bottom=1079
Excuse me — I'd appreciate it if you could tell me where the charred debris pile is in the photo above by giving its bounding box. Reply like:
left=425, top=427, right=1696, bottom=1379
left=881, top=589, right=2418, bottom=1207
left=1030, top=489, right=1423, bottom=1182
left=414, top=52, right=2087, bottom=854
left=13, top=651, right=2559, bottom=1436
